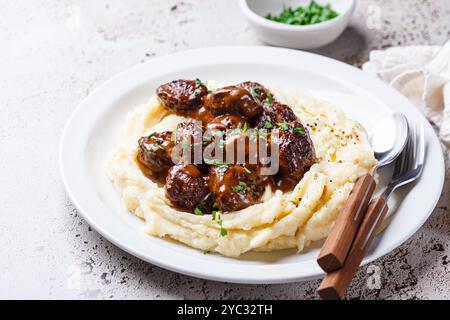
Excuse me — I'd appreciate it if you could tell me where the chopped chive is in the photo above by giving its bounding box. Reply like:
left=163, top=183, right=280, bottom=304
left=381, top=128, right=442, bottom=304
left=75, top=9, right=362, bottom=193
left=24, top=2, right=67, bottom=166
left=278, top=122, right=290, bottom=131
left=263, top=93, right=273, bottom=105
left=265, top=1, right=338, bottom=26
left=211, top=206, right=228, bottom=237
left=251, top=87, right=261, bottom=99
left=264, top=122, right=273, bottom=129
left=231, top=181, right=251, bottom=194
left=205, top=158, right=228, bottom=172
left=194, top=206, right=203, bottom=216
left=242, top=122, right=249, bottom=133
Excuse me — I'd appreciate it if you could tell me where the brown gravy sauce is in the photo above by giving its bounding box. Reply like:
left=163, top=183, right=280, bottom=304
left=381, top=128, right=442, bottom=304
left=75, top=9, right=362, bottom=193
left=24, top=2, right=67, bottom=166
left=136, top=94, right=308, bottom=213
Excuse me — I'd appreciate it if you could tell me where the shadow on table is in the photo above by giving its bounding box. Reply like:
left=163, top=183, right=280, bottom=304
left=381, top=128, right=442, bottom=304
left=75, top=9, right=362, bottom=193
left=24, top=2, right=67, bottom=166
left=312, top=26, right=369, bottom=67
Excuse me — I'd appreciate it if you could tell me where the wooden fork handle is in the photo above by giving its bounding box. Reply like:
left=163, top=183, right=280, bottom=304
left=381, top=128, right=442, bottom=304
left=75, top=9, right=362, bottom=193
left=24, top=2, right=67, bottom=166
left=317, top=196, right=389, bottom=300
left=317, top=174, right=376, bottom=272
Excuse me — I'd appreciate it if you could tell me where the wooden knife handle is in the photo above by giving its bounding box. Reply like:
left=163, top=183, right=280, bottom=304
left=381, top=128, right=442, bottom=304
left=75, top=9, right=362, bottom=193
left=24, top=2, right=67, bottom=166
left=317, top=196, right=389, bottom=300
left=317, top=174, right=376, bottom=272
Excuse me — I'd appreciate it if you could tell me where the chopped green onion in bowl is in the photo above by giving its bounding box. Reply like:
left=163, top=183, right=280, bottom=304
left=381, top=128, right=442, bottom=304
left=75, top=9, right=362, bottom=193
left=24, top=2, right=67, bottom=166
left=266, top=1, right=339, bottom=26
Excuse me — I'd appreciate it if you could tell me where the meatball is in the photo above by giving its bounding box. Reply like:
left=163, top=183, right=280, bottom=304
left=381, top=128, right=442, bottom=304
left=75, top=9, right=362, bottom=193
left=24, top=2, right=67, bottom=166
left=137, top=132, right=175, bottom=179
left=209, top=165, right=263, bottom=212
left=165, top=164, right=210, bottom=211
left=156, top=79, right=208, bottom=113
left=174, top=121, right=206, bottom=165
left=204, top=86, right=263, bottom=120
left=271, top=124, right=316, bottom=191
left=237, top=81, right=271, bottom=105
left=254, top=101, right=298, bottom=130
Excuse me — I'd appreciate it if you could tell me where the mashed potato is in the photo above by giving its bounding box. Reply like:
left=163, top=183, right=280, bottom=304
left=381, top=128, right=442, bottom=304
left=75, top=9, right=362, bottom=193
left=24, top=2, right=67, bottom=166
left=107, top=86, right=376, bottom=257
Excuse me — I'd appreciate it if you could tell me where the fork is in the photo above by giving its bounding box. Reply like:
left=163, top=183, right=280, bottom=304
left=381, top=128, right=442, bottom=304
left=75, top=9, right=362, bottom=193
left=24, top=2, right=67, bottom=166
left=317, top=123, right=425, bottom=300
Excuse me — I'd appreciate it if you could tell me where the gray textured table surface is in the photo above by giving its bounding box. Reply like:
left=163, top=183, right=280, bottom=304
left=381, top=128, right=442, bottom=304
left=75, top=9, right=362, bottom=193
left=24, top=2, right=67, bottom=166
left=1, top=0, right=449, bottom=300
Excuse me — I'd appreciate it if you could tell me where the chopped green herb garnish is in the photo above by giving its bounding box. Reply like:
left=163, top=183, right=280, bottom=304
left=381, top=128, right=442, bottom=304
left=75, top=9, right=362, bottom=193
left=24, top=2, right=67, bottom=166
left=211, top=206, right=228, bottom=237
left=147, top=151, right=156, bottom=156
left=195, top=78, right=208, bottom=90
left=263, top=93, right=273, bottom=105
left=194, top=205, right=203, bottom=216
left=294, top=127, right=305, bottom=135
left=205, top=158, right=228, bottom=172
left=220, top=228, right=228, bottom=237
left=278, top=122, right=290, bottom=131
left=264, top=120, right=273, bottom=129
left=265, top=1, right=339, bottom=26
left=251, top=87, right=261, bottom=99
left=156, top=144, right=165, bottom=150
left=242, top=122, right=249, bottom=133
left=194, top=89, right=201, bottom=97
left=243, top=167, right=252, bottom=174
left=147, top=132, right=156, bottom=138
left=232, top=181, right=251, bottom=194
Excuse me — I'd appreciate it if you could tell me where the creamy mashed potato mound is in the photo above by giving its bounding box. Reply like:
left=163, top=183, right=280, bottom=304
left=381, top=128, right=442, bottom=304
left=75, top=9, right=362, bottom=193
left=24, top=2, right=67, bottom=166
left=107, top=86, right=376, bottom=257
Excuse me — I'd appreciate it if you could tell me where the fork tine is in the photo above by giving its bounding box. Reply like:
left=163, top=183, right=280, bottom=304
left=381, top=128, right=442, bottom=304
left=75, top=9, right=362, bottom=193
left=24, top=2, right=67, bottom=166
left=393, top=134, right=410, bottom=178
left=410, top=124, right=417, bottom=170
left=416, top=123, right=425, bottom=170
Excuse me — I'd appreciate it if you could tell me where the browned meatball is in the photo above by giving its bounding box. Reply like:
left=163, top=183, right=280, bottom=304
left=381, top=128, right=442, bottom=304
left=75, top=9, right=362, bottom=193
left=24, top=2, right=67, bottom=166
left=157, top=79, right=208, bottom=113
left=137, top=132, right=175, bottom=179
left=204, top=86, right=263, bottom=120
left=237, top=81, right=271, bottom=105
left=209, top=165, right=263, bottom=212
left=165, top=164, right=210, bottom=211
left=254, top=101, right=298, bottom=130
left=271, top=124, right=316, bottom=191
left=173, top=121, right=208, bottom=168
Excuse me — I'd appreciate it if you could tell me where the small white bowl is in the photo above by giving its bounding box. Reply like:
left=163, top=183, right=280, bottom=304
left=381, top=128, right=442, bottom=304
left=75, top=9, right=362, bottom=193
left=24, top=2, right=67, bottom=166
left=239, top=0, right=356, bottom=50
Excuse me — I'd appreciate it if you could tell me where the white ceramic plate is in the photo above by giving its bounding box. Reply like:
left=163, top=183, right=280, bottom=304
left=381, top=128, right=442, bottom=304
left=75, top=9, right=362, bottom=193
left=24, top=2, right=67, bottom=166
left=60, top=46, right=445, bottom=284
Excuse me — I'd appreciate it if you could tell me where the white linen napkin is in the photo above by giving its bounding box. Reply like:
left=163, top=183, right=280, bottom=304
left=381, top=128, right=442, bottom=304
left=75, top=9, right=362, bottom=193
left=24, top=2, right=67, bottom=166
left=363, top=40, right=450, bottom=150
